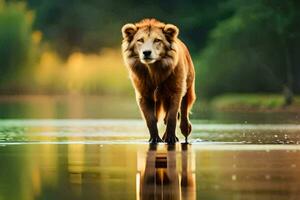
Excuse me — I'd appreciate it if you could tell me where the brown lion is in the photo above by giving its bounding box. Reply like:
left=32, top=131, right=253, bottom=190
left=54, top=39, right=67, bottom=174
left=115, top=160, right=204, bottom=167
left=121, top=18, right=196, bottom=144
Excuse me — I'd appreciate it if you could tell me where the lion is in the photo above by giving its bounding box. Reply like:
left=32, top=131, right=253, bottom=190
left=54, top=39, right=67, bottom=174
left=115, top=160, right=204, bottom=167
left=121, top=18, right=196, bottom=144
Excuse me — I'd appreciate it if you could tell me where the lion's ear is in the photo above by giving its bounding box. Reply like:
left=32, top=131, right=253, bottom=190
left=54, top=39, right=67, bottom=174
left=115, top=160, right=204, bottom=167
left=122, top=23, right=137, bottom=39
left=163, top=24, right=179, bottom=39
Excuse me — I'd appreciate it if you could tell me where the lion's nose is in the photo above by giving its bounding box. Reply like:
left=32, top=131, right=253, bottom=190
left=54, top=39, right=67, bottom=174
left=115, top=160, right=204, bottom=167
left=143, top=50, right=152, bottom=57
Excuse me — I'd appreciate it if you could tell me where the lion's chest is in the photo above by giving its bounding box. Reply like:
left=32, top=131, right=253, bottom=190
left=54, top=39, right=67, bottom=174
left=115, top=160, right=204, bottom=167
left=131, top=66, right=183, bottom=101
left=132, top=75, right=171, bottom=98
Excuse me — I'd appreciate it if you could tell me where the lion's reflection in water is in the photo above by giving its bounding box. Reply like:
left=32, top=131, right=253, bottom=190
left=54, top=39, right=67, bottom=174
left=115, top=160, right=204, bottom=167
left=137, top=144, right=196, bottom=200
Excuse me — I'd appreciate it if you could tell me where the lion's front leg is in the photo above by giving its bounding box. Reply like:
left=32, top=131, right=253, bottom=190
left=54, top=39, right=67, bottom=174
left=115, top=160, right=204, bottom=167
left=138, top=97, right=163, bottom=143
left=163, top=95, right=181, bottom=144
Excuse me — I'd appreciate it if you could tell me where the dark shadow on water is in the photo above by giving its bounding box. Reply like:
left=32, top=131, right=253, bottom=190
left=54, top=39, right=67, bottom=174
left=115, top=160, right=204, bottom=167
left=137, top=143, right=196, bottom=200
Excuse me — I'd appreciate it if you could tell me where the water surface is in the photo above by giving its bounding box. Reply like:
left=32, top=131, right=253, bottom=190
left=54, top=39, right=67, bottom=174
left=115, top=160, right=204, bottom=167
left=0, top=119, right=300, bottom=199
left=1, top=95, right=300, bottom=199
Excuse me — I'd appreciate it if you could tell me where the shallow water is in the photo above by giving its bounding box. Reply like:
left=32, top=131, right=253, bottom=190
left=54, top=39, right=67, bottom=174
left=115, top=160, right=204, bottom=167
left=1, top=119, right=300, bottom=200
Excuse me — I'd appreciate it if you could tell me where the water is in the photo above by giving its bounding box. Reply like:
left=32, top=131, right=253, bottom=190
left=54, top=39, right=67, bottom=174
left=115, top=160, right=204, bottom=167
left=0, top=96, right=300, bottom=199
left=0, top=119, right=300, bottom=199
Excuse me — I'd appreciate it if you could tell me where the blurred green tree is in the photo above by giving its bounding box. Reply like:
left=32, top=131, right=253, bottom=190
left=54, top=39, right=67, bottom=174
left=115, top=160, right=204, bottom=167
left=197, top=0, right=300, bottom=104
left=1, top=0, right=300, bottom=98
left=0, top=1, right=36, bottom=92
left=26, top=0, right=229, bottom=57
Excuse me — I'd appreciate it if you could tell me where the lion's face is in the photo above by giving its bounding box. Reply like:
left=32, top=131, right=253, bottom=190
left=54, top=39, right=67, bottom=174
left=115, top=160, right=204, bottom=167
left=133, top=27, right=166, bottom=64
left=122, top=19, right=179, bottom=65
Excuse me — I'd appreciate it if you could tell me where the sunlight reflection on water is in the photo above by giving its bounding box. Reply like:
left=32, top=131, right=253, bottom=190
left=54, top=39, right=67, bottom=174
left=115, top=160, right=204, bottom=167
left=1, top=120, right=300, bottom=199
left=0, top=119, right=300, bottom=144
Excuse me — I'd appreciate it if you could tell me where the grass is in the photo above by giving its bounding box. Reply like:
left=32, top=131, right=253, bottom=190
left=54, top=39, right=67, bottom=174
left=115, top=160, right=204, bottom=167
left=211, top=94, right=300, bottom=112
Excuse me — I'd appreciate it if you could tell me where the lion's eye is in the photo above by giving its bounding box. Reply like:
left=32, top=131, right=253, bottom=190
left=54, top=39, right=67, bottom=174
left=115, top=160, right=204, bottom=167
left=137, top=38, right=144, bottom=43
left=154, top=38, right=162, bottom=43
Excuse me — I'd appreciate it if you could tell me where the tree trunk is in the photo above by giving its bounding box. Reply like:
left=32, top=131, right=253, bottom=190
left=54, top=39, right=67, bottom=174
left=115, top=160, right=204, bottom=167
left=283, top=37, right=294, bottom=106
left=283, top=85, right=293, bottom=106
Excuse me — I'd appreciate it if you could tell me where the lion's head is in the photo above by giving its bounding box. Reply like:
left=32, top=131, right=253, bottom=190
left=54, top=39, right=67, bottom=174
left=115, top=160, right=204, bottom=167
left=122, top=19, right=179, bottom=66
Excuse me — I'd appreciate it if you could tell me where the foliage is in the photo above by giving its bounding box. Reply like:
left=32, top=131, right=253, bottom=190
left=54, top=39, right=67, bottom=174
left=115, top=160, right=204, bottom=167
left=25, top=0, right=229, bottom=57
left=196, top=0, right=300, bottom=99
left=0, top=0, right=300, bottom=98
left=34, top=49, right=132, bottom=95
left=0, top=1, right=36, bottom=91
left=211, top=93, right=300, bottom=111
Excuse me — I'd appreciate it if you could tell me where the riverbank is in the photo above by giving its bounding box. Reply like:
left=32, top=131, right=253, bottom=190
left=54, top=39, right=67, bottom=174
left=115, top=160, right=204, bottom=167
left=211, top=94, right=300, bottom=113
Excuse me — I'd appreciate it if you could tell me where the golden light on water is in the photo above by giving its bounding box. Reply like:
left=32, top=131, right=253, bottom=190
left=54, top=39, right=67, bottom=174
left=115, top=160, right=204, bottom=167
left=68, top=144, right=85, bottom=174
left=31, top=166, right=41, bottom=197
